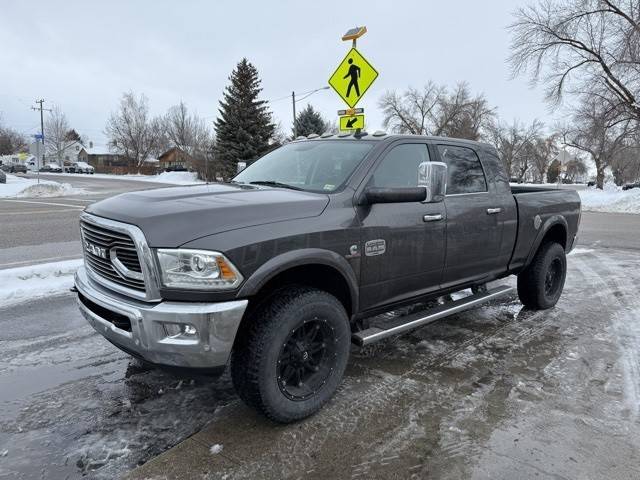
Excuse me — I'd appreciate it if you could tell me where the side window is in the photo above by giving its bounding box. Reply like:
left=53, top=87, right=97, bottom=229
left=437, top=145, right=487, bottom=194
left=370, top=144, right=430, bottom=188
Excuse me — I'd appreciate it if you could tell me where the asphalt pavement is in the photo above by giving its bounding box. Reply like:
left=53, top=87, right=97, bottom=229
left=0, top=173, right=172, bottom=268
left=0, top=178, right=639, bottom=479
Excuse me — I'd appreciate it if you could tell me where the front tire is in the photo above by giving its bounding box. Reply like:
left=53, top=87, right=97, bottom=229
left=230, top=287, right=350, bottom=423
left=517, top=242, right=567, bottom=309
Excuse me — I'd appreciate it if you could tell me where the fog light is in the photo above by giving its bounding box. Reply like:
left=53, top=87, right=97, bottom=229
left=163, top=323, right=198, bottom=339
left=183, top=324, right=197, bottom=336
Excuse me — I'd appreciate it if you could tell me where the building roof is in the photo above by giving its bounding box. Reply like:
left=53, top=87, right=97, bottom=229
left=80, top=146, right=117, bottom=156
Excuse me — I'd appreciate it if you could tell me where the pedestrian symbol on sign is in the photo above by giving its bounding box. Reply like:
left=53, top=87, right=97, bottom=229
left=344, top=58, right=361, bottom=98
left=328, top=48, right=379, bottom=108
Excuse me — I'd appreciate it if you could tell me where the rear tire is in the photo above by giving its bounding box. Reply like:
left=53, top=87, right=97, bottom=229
left=517, top=242, right=567, bottom=309
left=230, top=287, right=351, bottom=423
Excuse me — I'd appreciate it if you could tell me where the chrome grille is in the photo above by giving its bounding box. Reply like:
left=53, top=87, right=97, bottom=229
left=80, top=220, right=145, bottom=292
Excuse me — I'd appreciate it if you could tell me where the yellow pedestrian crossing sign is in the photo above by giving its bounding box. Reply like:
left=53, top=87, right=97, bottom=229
left=339, top=114, right=365, bottom=131
left=328, top=48, right=379, bottom=108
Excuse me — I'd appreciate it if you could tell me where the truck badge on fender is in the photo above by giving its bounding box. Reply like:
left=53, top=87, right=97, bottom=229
left=365, top=239, right=386, bottom=256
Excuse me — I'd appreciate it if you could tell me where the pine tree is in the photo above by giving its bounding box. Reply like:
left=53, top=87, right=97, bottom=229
left=214, top=59, right=275, bottom=179
left=293, top=104, right=330, bottom=138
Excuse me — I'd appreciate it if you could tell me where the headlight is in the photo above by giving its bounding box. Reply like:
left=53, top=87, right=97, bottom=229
left=156, top=249, right=243, bottom=290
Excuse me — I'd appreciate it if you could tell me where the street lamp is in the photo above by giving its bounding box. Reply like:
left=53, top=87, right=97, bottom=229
left=292, top=86, right=330, bottom=138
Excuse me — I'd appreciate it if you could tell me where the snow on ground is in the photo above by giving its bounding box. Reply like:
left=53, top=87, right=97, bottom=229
left=0, top=259, right=83, bottom=308
left=0, top=174, right=85, bottom=198
left=510, top=182, right=640, bottom=214
left=578, top=185, right=640, bottom=214
left=45, top=171, right=203, bottom=185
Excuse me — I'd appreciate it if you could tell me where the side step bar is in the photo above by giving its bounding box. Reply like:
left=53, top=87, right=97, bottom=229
left=352, top=285, right=514, bottom=346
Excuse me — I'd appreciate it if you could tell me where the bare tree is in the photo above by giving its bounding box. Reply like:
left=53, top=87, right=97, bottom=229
left=610, top=142, right=640, bottom=184
left=532, top=134, right=559, bottom=182
left=563, top=156, right=589, bottom=182
left=44, top=106, right=81, bottom=165
left=163, top=102, right=211, bottom=154
left=509, top=0, right=640, bottom=122
left=378, top=82, right=495, bottom=140
left=487, top=119, right=544, bottom=181
left=561, top=98, right=630, bottom=188
left=105, top=92, right=164, bottom=168
left=0, top=116, right=27, bottom=154
left=162, top=101, right=214, bottom=179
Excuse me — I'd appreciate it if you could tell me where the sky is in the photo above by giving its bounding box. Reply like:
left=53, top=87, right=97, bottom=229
left=0, top=0, right=554, bottom=148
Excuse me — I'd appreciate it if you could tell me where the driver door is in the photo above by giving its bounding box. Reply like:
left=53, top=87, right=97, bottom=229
left=357, top=142, right=446, bottom=312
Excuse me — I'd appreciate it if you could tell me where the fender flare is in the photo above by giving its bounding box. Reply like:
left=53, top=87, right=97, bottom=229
left=524, top=215, right=568, bottom=267
left=237, top=248, right=359, bottom=314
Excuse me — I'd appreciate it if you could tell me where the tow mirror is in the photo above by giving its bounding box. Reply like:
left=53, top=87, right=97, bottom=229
left=362, top=186, right=427, bottom=205
left=418, top=161, right=447, bottom=203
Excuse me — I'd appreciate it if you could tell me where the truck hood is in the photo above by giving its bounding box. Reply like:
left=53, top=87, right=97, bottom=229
left=86, top=183, right=329, bottom=247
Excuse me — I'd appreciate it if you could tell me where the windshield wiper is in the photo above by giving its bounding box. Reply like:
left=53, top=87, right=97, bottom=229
left=248, top=180, right=304, bottom=191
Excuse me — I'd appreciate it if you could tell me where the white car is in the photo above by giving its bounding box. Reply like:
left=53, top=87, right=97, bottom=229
left=44, top=163, right=63, bottom=172
left=72, top=161, right=95, bottom=174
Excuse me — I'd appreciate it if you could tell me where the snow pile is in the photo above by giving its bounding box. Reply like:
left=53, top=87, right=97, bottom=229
left=0, top=174, right=83, bottom=198
left=209, top=444, right=223, bottom=455
left=129, top=171, right=203, bottom=185
left=0, top=259, right=83, bottom=308
left=578, top=184, right=640, bottom=214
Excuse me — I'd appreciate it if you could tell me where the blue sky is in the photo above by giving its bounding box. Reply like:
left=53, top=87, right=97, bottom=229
left=0, top=0, right=554, bottom=147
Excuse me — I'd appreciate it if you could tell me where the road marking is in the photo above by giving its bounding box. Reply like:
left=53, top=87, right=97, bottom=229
left=48, top=197, right=97, bottom=203
left=0, top=209, right=84, bottom=216
left=0, top=199, right=85, bottom=209
left=0, top=255, right=83, bottom=269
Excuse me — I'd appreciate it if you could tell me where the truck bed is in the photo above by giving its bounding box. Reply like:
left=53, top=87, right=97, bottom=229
left=508, top=187, right=582, bottom=272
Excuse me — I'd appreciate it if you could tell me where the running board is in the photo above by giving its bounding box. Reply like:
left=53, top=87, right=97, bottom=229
left=352, top=285, right=514, bottom=346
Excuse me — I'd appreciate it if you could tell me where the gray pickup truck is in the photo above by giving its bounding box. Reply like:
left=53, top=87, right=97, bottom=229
left=74, top=133, right=580, bottom=422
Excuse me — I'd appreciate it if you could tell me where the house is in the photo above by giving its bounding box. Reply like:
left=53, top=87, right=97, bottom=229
left=78, top=144, right=128, bottom=169
left=158, top=147, right=194, bottom=171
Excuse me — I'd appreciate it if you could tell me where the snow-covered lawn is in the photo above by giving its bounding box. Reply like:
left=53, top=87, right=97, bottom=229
left=578, top=185, right=640, bottom=214
left=45, top=171, right=203, bottom=185
left=0, top=259, right=83, bottom=308
left=0, top=174, right=85, bottom=198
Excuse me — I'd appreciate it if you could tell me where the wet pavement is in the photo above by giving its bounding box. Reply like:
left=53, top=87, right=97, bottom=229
left=1, top=247, right=639, bottom=479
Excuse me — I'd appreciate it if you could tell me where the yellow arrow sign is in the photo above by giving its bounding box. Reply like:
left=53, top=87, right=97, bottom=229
left=328, top=48, right=379, bottom=108
left=339, top=114, right=365, bottom=131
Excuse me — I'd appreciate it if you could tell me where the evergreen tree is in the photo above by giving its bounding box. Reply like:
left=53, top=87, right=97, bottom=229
left=547, top=159, right=561, bottom=183
left=214, top=59, right=275, bottom=179
left=293, top=104, right=330, bottom=138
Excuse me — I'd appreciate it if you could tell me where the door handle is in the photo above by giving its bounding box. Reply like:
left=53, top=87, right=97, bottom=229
left=486, top=208, right=502, bottom=215
left=423, top=214, right=443, bottom=222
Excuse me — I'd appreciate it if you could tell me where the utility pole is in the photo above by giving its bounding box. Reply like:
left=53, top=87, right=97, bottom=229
left=31, top=99, right=51, bottom=184
left=292, top=91, right=297, bottom=138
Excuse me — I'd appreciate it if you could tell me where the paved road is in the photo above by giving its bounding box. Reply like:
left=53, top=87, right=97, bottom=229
left=0, top=174, right=173, bottom=269
left=0, top=206, right=639, bottom=479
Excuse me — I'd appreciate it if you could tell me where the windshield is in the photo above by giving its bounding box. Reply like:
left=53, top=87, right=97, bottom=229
left=233, top=141, right=373, bottom=193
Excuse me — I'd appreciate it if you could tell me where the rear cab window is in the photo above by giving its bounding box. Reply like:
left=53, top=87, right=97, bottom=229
left=437, top=144, right=487, bottom=195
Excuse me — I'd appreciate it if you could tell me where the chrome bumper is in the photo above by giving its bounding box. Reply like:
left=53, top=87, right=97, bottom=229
left=74, top=266, right=248, bottom=369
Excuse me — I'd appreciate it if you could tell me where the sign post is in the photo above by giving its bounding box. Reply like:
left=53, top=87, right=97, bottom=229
left=328, top=27, right=378, bottom=133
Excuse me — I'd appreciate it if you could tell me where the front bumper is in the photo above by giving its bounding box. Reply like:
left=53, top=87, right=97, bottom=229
left=74, top=266, right=248, bottom=370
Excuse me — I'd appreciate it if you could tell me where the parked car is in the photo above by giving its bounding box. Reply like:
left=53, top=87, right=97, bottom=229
left=44, top=163, right=62, bottom=172
left=68, top=161, right=95, bottom=174
left=165, top=164, right=188, bottom=172
left=0, top=163, right=27, bottom=174
left=622, top=182, right=640, bottom=191
left=74, top=133, right=581, bottom=423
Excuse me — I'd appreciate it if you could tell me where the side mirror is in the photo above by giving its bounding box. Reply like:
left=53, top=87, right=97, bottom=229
left=418, top=161, right=447, bottom=203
